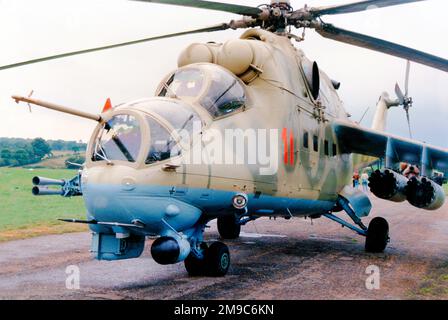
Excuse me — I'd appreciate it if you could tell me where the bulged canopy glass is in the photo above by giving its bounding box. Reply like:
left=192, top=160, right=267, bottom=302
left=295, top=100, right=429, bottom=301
left=158, top=64, right=246, bottom=119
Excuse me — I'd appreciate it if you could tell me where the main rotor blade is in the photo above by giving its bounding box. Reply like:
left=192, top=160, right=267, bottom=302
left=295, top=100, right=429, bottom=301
left=132, top=0, right=262, bottom=17
left=311, top=0, right=426, bottom=16
left=315, top=24, right=448, bottom=72
left=0, top=23, right=230, bottom=71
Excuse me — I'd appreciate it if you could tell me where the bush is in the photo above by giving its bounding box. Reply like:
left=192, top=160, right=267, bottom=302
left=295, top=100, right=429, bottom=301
left=0, top=138, right=86, bottom=168
left=65, top=155, right=86, bottom=169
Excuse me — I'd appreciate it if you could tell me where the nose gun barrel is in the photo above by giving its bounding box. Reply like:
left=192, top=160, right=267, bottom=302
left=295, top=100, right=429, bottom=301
left=32, top=176, right=65, bottom=187
left=32, top=186, right=63, bottom=196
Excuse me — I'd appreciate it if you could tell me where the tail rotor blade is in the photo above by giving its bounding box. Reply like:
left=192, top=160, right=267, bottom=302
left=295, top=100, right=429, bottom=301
left=395, top=83, right=405, bottom=104
left=405, top=60, right=411, bottom=96
left=405, top=109, right=413, bottom=139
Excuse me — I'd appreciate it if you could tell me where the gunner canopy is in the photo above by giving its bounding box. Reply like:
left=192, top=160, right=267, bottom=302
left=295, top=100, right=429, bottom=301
left=131, top=99, right=200, bottom=164
left=92, top=100, right=200, bottom=165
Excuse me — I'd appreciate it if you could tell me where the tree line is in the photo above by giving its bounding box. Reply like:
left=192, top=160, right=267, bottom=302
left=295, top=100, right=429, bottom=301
left=0, top=137, right=86, bottom=167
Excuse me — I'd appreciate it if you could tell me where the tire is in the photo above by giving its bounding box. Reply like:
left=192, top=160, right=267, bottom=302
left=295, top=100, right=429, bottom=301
left=365, top=217, right=390, bottom=253
left=217, top=215, right=241, bottom=240
left=205, top=242, right=230, bottom=277
left=184, top=243, right=208, bottom=277
left=184, top=254, right=205, bottom=276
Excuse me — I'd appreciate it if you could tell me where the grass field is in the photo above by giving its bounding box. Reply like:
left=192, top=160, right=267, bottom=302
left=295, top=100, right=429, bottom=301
left=0, top=168, right=87, bottom=242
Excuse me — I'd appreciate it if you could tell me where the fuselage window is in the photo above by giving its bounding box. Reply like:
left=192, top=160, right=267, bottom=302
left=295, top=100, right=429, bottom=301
left=93, top=115, right=141, bottom=163
left=313, top=135, right=319, bottom=152
left=145, top=116, right=181, bottom=165
left=324, top=140, right=329, bottom=156
left=303, top=132, right=309, bottom=149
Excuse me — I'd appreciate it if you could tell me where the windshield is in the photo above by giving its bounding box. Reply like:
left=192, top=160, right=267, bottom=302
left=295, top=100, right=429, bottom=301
left=200, top=66, right=246, bottom=118
left=146, top=116, right=181, bottom=165
left=159, top=68, right=205, bottom=99
left=92, top=115, right=141, bottom=163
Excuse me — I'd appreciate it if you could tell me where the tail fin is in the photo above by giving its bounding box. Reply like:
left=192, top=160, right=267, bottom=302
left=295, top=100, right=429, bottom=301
left=371, top=92, right=399, bottom=132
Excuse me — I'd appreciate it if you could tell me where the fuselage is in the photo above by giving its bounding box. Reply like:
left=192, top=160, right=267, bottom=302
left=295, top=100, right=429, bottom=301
left=82, top=29, right=355, bottom=236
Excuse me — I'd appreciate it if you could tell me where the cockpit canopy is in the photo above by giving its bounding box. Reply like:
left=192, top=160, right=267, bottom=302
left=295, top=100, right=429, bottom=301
left=128, top=98, right=200, bottom=135
left=157, top=64, right=247, bottom=119
left=91, top=64, right=248, bottom=166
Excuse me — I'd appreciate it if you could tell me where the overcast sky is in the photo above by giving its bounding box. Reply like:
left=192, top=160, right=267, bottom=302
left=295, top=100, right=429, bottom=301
left=0, top=0, right=447, bottom=147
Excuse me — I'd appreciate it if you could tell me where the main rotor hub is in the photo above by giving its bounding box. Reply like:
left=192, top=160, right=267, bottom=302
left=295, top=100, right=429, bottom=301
left=254, top=0, right=299, bottom=32
left=270, top=0, right=291, bottom=8
left=269, top=0, right=294, bottom=15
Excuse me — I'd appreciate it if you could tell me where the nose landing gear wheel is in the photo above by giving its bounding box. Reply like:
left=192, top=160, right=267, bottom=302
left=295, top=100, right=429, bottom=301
left=206, top=242, right=230, bottom=277
left=365, top=217, right=390, bottom=253
left=217, top=215, right=241, bottom=240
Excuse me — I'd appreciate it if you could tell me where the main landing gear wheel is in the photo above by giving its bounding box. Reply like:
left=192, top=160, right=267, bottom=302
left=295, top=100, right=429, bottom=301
left=184, top=242, right=230, bottom=277
left=206, top=241, right=230, bottom=277
left=217, top=215, right=241, bottom=239
left=365, top=217, right=390, bottom=253
left=184, top=243, right=208, bottom=277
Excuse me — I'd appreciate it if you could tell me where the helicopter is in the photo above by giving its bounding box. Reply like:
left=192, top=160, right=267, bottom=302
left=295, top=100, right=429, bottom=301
left=4, top=0, right=448, bottom=277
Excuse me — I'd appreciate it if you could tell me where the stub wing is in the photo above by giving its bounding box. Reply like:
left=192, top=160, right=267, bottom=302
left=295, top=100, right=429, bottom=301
left=333, top=120, right=448, bottom=176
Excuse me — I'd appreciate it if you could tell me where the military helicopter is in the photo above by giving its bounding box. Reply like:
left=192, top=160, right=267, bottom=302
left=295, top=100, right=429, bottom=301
left=5, top=0, right=448, bottom=277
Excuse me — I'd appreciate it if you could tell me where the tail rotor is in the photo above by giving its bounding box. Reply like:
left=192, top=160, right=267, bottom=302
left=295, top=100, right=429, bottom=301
left=395, top=60, right=414, bottom=139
